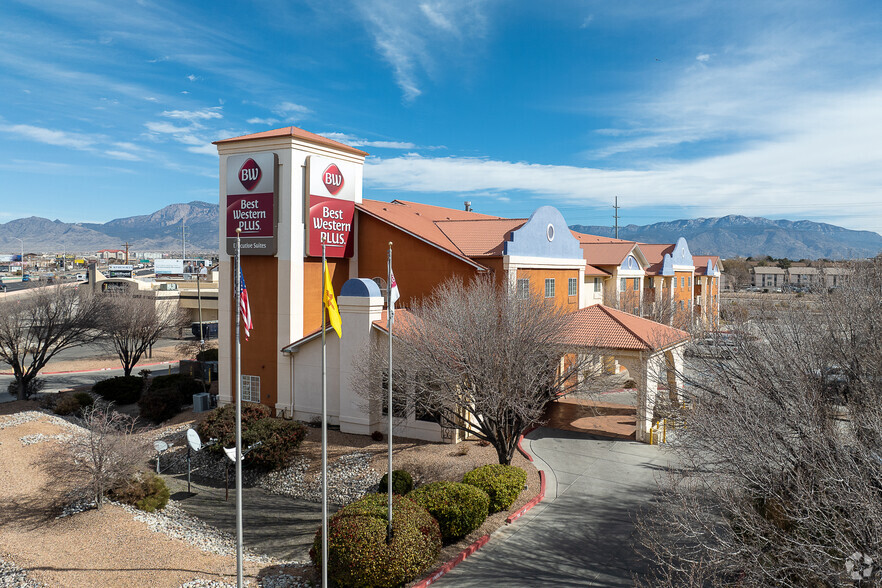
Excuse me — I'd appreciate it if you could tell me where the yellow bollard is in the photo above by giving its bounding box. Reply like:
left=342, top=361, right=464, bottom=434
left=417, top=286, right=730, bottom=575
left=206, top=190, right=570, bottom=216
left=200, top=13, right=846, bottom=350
left=662, top=419, right=667, bottom=443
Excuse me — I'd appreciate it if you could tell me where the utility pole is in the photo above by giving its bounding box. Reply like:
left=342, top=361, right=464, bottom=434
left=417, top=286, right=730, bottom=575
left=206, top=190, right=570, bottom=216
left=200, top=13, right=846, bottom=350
left=613, top=196, right=620, bottom=239
left=182, top=219, right=187, bottom=260
left=123, top=242, right=130, bottom=265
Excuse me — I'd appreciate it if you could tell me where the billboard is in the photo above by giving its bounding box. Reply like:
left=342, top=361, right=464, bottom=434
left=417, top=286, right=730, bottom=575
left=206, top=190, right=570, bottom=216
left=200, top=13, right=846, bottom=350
left=225, top=152, right=278, bottom=256
left=107, top=264, right=134, bottom=278
left=155, top=259, right=208, bottom=277
left=0, top=255, right=14, bottom=263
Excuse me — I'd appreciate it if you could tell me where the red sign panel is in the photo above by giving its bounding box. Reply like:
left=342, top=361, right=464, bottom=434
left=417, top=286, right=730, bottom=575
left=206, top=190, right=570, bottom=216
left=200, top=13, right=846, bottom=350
left=227, top=193, right=274, bottom=238
left=307, top=195, right=355, bottom=257
left=238, top=158, right=262, bottom=191
left=323, top=164, right=344, bottom=195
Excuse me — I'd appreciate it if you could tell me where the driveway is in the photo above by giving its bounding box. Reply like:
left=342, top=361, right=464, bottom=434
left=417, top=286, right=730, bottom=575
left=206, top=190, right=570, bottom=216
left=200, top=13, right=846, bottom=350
left=435, top=427, right=667, bottom=587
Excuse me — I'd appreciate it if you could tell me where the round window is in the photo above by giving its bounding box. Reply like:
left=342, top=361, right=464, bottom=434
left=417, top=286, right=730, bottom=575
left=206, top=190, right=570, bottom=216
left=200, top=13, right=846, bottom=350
left=546, top=224, right=555, bottom=242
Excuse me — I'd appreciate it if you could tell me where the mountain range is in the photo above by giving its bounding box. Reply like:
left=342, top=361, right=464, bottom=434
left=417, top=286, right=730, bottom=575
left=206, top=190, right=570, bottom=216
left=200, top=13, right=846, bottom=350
left=1, top=202, right=880, bottom=260
left=569, top=216, right=882, bottom=260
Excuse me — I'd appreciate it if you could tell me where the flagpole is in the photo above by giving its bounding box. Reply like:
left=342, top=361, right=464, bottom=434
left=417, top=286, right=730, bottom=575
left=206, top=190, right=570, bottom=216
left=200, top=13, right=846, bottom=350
left=386, top=241, right=393, bottom=542
left=234, top=228, right=244, bottom=588
left=321, top=239, right=328, bottom=588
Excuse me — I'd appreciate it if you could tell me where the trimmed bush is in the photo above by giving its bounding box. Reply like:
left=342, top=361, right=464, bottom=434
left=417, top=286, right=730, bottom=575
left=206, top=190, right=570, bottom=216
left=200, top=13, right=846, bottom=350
left=243, top=417, right=308, bottom=471
left=72, top=391, right=95, bottom=408
left=378, top=470, right=414, bottom=495
left=109, top=472, right=170, bottom=512
left=196, top=348, right=218, bottom=362
left=408, top=481, right=490, bottom=543
left=92, top=376, right=143, bottom=405
left=197, top=403, right=271, bottom=455
left=462, top=464, right=527, bottom=513
left=310, top=493, right=441, bottom=587
left=148, top=374, right=202, bottom=406
left=54, top=393, right=83, bottom=416
left=137, top=386, right=183, bottom=424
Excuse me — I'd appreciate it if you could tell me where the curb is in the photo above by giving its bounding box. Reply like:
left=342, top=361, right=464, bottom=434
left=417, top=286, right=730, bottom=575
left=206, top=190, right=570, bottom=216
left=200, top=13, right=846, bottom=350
left=412, top=535, right=491, bottom=588
left=412, top=425, right=546, bottom=586
left=1, top=360, right=177, bottom=377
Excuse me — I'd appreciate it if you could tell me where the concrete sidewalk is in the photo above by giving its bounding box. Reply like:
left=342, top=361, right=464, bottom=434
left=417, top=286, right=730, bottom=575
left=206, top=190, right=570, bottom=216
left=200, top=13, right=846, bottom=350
left=435, top=427, right=666, bottom=587
left=163, top=475, right=322, bottom=562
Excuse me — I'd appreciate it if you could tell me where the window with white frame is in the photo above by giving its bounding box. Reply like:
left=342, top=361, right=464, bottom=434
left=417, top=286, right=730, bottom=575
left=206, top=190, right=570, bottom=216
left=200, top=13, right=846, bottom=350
left=241, top=375, right=260, bottom=403
left=620, top=277, right=627, bottom=292
left=632, top=278, right=639, bottom=291
left=647, top=277, right=654, bottom=289
left=545, top=278, right=555, bottom=298
left=568, top=277, right=577, bottom=296
left=516, top=278, right=530, bottom=299
left=594, top=277, right=602, bottom=292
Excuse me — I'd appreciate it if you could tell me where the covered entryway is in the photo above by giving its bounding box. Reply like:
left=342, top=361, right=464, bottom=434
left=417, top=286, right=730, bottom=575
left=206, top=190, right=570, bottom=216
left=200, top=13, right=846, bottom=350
left=556, top=305, right=689, bottom=443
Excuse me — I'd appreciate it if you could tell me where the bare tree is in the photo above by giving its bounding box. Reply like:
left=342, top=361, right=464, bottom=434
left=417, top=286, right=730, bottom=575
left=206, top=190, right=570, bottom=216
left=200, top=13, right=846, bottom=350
left=357, top=276, right=603, bottom=465
left=100, top=292, right=188, bottom=376
left=0, top=285, right=103, bottom=400
left=40, top=406, right=149, bottom=508
left=637, top=260, right=882, bottom=587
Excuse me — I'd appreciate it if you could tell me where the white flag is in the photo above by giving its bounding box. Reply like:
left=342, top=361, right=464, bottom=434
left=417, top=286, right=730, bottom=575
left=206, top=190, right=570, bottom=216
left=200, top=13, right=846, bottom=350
left=389, top=269, right=400, bottom=324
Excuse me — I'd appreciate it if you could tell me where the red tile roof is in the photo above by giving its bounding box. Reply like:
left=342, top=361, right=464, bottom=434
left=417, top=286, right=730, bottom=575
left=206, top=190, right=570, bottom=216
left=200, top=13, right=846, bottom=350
left=640, top=243, right=675, bottom=276
left=584, top=264, right=610, bottom=277
left=213, top=125, right=368, bottom=156
left=570, top=231, right=633, bottom=244
left=693, top=255, right=721, bottom=276
left=356, top=199, right=504, bottom=268
left=558, top=305, right=689, bottom=351
left=578, top=241, right=640, bottom=267
left=372, top=309, right=418, bottom=336
left=435, top=219, right=527, bottom=256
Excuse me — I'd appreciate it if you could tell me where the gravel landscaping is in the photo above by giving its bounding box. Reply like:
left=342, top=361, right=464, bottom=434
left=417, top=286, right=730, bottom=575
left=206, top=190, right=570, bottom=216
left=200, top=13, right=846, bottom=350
left=0, top=400, right=540, bottom=587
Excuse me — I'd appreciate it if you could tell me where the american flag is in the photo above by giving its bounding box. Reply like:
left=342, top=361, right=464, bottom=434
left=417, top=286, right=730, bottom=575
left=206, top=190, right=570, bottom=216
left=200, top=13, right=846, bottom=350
left=240, top=268, right=253, bottom=340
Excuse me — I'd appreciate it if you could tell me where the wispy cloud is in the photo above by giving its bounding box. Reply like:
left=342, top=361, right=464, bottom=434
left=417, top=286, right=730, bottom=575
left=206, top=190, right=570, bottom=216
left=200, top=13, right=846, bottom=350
left=247, top=117, right=279, bottom=125
left=273, top=101, right=311, bottom=119
left=0, top=124, right=94, bottom=150
left=104, top=150, right=142, bottom=161
left=321, top=131, right=417, bottom=150
left=354, top=0, right=491, bottom=101
left=161, top=108, right=223, bottom=122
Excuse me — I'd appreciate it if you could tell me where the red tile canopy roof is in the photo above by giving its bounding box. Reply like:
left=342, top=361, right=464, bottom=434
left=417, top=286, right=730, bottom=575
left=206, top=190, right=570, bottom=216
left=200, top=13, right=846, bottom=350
left=558, top=305, right=689, bottom=351
left=213, top=125, right=368, bottom=156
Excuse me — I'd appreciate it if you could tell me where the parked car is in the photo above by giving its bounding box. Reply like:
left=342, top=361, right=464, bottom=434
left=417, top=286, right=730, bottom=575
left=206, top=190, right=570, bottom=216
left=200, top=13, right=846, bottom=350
left=75, top=273, right=86, bottom=281
left=21, top=274, right=30, bottom=282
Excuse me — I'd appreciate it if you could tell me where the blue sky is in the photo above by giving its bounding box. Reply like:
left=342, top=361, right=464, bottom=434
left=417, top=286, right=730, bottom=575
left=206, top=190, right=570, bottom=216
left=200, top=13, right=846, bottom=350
left=2, top=0, right=882, bottom=233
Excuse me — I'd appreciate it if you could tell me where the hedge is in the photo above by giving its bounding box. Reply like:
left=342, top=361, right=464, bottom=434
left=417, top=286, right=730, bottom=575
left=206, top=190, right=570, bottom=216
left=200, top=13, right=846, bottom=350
left=197, top=403, right=271, bottom=455
left=408, top=481, right=490, bottom=543
left=242, top=417, right=308, bottom=471
left=137, top=386, right=183, bottom=424
left=92, top=376, right=143, bottom=405
left=462, top=464, right=527, bottom=513
left=148, top=374, right=202, bottom=406
left=310, top=493, right=441, bottom=587
left=109, top=472, right=170, bottom=512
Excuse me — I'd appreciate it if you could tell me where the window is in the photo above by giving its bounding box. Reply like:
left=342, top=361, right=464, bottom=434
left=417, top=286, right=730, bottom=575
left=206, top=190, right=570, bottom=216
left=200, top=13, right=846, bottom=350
left=545, top=278, right=555, bottom=298
left=646, top=277, right=653, bottom=289
left=594, top=277, right=602, bottom=292
left=516, top=278, right=530, bottom=299
left=381, top=371, right=408, bottom=418
left=241, top=375, right=260, bottom=403
left=678, top=300, right=683, bottom=310
left=568, top=277, right=577, bottom=296
left=681, top=276, right=685, bottom=288
left=688, top=276, right=692, bottom=288
left=633, top=278, right=639, bottom=291
left=620, top=278, right=627, bottom=292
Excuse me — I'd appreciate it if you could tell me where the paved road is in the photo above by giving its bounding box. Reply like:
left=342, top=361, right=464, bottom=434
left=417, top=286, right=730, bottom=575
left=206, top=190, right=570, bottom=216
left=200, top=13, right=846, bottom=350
left=436, top=427, right=666, bottom=587
left=0, top=363, right=180, bottom=402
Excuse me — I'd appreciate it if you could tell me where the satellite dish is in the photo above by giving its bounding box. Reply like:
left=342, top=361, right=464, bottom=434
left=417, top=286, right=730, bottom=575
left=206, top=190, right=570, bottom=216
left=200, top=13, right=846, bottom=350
left=153, top=440, right=169, bottom=452
left=186, top=429, right=202, bottom=452
left=223, top=446, right=239, bottom=462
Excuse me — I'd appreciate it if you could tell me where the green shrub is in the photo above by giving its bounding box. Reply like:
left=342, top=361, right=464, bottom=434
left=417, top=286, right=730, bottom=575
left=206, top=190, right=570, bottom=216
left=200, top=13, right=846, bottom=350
left=92, top=376, right=143, bottom=405
left=408, top=481, right=490, bottom=543
left=310, top=493, right=441, bottom=587
left=462, top=464, right=527, bottom=513
left=378, top=470, right=413, bottom=495
left=148, top=374, right=202, bottom=406
left=109, top=472, right=170, bottom=512
left=137, top=386, right=183, bottom=424
left=243, top=417, right=308, bottom=471
left=72, top=391, right=95, bottom=408
left=197, top=403, right=272, bottom=456
left=196, top=348, right=218, bottom=362
left=53, top=394, right=82, bottom=416
left=7, top=378, right=44, bottom=398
